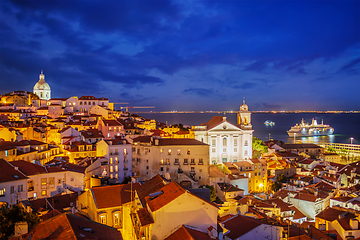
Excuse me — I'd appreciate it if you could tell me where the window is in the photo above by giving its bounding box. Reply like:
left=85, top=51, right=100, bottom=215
left=5, top=150, right=8, bottom=156
left=11, top=186, right=15, bottom=194
left=80, top=101, right=83, bottom=105
left=199, top=159, right=203, bottom=165
left=166, top=159, right=170, bottom=165
left=175, top=158, right=179, bottom=165
left=245, top=140, right=248, bottom=146
left=0, top=188, right=5, bottom=197
left=110, top=166, right=114, bottom=173
left=184, top=159, right=188, bottom=165
left=187, top=149, right=190, bottom=155
left=49, top=177, right=55, bottom=188
left=137, top=149, right=140, bottom=154
left=212, top=139, right=216, bottom=147
left=177, top=149, right=181, bottom=155
left=160, top=148, right=164, bottom=153
left=114, top=212, right=121, bottom=228
left=18, top=185, right=23, bottom=192
left=42, top=190, right=47, bottom=196
left=234, top=148, right=237, bottom=152
left=160, top=159, right=164, bottom=165
left=124, top=148, right=127, bottom=155
left=41, top=178, right=47, bottom=189
left=191, top=167, right=195, bottom=172
left=132, top=147, right=135, bottom=152
left=84, top=101, right=87, bottom=105
left=191, top=159, right=195, bottom=165
left=168, top=149, right=171, bottom=155
left=160, top=167, right=164, bottom=171
left=212, top=148, right=216, bottom=152
left=58, top=179, right=62, bottom=185
left=110, top=158, right=113, bottom=164
left=234, top=139, right=237, bottom=146
left=245, top=150, right=248, bottom=156
left=223, top=138, right=227, bottom=146
left=115, top=165, right=118, bottom=172
left=115, top=157, right=118, bottom=163
left=223, top=148, right=227, bottom=152
left=115, top=173, right=118, bottom=179
left=99, top=214, right=107, bottom=224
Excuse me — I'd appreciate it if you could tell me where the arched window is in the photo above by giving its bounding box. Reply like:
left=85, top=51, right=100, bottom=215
left=223, top=138, right=227, bottom=146
left=244, top=116, right=248, bottom=125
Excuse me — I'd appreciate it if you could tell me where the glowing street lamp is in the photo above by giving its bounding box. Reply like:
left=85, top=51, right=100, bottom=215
left=351, top=137, right=354, bottom=145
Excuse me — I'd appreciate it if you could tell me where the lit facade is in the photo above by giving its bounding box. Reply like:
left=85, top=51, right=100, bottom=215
left=33, top=71, right=51, bottom=100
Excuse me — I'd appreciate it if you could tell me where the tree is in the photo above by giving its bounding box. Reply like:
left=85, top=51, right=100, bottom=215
left=200, top=185, right=217, bottom=202
left=326, top=146, right=336, bottom=153
left=0, top=203, right=40, bottom=239
left=252, top=137, right=268, bottom=158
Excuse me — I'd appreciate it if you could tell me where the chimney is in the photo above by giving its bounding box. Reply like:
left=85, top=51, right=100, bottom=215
left=223, top=116, right=227, bottom=121
left=350, top=218, right=358, bottom=230
left=155, top=139, right=159, bottom=146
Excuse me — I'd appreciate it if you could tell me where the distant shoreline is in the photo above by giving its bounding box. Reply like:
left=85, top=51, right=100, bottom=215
left=131, top=111, right=360, bottom=114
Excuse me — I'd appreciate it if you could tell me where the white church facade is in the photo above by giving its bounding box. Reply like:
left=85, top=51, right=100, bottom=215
left=192, top=101, right=253, bottom=164
left=33, top=70, right=51, bottom=100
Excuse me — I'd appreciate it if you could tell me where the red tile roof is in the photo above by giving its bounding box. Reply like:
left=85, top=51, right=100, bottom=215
left=146, top=181, right=186, bottom=212
left=91, top=183, right=140, bottom=209
left=136, top=207, right=154, bottom=227
left=165, top=225, right=215, bottom=240
left=18, top=213, right=122, bottom=240
left=222, top=214, right=262, bottom=239
left=0, top=159, right=28, bottom=183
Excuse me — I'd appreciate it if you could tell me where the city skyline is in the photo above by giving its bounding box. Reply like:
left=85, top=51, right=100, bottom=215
left=0, top=0, right=359, bottom=111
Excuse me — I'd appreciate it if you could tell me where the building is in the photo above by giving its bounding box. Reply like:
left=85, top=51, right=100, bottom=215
left=192, top=101, right=253, bottom=164
left=132, top=136, right=210, bottom=185
left=0, top=159, right=28, bottom=205
left=33, top=71, right=51, bottom=100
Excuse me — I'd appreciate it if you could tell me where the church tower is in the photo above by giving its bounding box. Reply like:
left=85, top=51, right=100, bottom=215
left=33, top=70, right=51, bottom=100
left=237, top=100, right=252, bottom=130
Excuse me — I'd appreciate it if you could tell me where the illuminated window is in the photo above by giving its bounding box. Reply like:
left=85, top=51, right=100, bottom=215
left=41, top=178, right=47, bottom=189
left=110, top=158, right=113, bottom=164
left=160, top=148, right=164, bottom=153
left=114, top=212, right=120, bottom=227
left=115, top=173, right=118, bottom=178
left=187, top=149, right=190, bottom=155
left=5, top=150, right=8, bottom=157
left=49, top=177, right=55, bottom=188
left=42, top=190, right=47, bottom=196
left=110, top=174, right=113, bottom=179
left=168, top=149, right=171, bottom=155
left=110, top=166, right=113, bottom=173
left=223, top=138, right=227, bottom=146
left=212, top=139, right=216, bottom=147
left=99, top=214, right=107, bottom=224
left=115, top=165, right=118, bottom=172
left=115, top=157, right=118, bottom=163
left=166, top=159, right=170, bottom=165
left=124, top=148, right=127, bottom=155
left=160, top=159, right=164, bottom=165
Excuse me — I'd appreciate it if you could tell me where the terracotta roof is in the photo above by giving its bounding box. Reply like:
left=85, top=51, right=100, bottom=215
left=102, top=119, right=122, bottom=126
left=133, top=136, right=208, bottom=146
left=18, top=213, right=122, bottom=240
left=136, top=174, right=167, bottom=203
left=316, top=208, right=356, bottom=222
left=200, top=116, right=225, bottom=129
left=265, top=198, right=292, bottom=212
left=289, top=206, right=306, bottom=220
left=136, top=207, right=154, bottom=227
left=218, top=183, right=244, bottom=193
left=91, top=183, right=140, bottom=209
left=0, top=159, right=28, bottom=182
left=209, top=166, right=226, bottom=178
left=222, top=214, right=262, bottom=239
left=331, top=196, right=352, bottom=203
left=12, top=160, right=64, bottom=176
left=146, top=181, right=186, bottom=212
left=165, top=225, right=215, bottom=240
left=293, top=193, right=317, bottom=202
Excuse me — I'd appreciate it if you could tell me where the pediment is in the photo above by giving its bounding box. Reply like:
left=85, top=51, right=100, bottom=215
left=208, top=121, right=241, bottom=131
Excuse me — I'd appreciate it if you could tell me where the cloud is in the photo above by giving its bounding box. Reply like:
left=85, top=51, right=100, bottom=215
left=182, top=88, right=214, bottom=97
left=234, top=82, right=257, bottom=90
left=338, top=57, right=360, bottom=73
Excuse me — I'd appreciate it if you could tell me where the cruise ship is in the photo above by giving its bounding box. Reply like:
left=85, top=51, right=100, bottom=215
left=287, top=118, right=334, bottom=137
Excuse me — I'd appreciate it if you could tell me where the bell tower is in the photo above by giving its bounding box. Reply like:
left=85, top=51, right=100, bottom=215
left=237, top=100, right=252, bottom=130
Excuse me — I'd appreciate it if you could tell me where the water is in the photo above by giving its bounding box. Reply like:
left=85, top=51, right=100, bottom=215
left=136, top=112, right=360, bottom=144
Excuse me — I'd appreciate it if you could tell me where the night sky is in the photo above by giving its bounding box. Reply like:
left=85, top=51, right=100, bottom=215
left=0, top=0, right=359, bottom=111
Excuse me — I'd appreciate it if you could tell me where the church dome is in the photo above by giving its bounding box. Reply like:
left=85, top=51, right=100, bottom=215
left=239, top=100, right=248, bottom=111
left=33, top=71, right=51, bottom=91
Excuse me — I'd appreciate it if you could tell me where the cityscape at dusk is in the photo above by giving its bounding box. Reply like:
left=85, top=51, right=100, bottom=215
left=1, top=1, right=360, bottom=240
left=0, top=0, right=359, bottom=111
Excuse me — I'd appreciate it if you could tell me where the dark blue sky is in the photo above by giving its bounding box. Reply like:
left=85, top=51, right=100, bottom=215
left=0, top=0, right=359, bottom=111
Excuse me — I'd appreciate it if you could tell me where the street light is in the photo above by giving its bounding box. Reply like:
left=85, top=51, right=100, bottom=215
left=351, top=137, right=354, bottom=145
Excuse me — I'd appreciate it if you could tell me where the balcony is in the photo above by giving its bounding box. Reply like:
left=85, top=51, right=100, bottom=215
left=114, top=152, right=119, bottom=155
left=190, top=162, right=195, bottom=165
left=28, top=186, right=34, bottom=192
left=198, top=162, right=203, bottom=165
left=183, top=162, right=188, bottom=165
left=174, top=162, right=179, bottom=165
